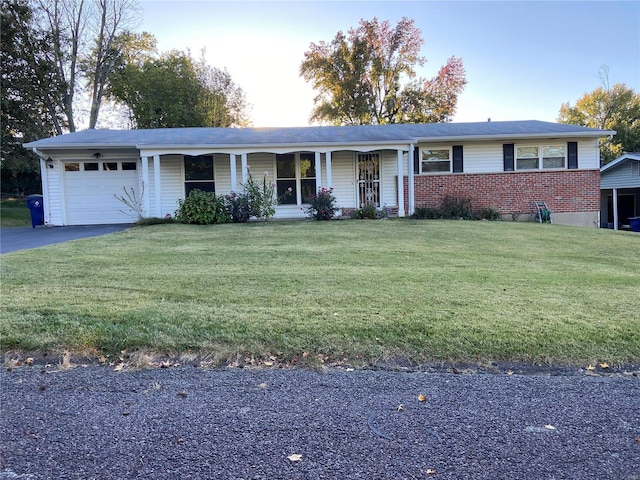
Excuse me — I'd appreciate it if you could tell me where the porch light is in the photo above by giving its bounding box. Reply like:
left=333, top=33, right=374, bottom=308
left=46, top=157, right=54, bottom=168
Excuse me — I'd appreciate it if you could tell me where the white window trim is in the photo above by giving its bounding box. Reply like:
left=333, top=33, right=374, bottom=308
left=274, top=152, right=317, bottom=206
left=515, top=144, right=566, bottom=171
left=183, top=154, right=215, bottom=196
left=419, top=146, right=452, bottom=174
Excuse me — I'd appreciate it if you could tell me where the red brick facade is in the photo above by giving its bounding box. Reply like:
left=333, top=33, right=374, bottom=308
left=406, top=170, right=600, bottom=216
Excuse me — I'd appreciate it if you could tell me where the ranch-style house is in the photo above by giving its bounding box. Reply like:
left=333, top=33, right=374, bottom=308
left=24, top=120, right=614, bottom=227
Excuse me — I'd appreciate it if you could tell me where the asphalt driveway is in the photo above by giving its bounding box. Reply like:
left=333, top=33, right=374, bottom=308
left=0, top=224, right=132, bottom=254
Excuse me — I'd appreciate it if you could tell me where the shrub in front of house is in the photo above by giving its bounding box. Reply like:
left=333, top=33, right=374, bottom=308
left=305, top=187, right=339, bottom=220
left=412, top=206, right=441, bottom=219
left=243, top=168, right=277, bottom=221
left=412, top=196, right=502, bottom=221
left=438, top=195, right=475, bottom=220
left=224, top=192, right=251, bottom=223
left=352, top=203, right=389, bottom=219
left=476, top=207, right=503, bottom=221
left=175, top=189, right=230, bottom=225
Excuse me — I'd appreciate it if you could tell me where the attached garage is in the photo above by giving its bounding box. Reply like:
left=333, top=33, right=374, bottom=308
left=62, top=159, right=139, bottom=225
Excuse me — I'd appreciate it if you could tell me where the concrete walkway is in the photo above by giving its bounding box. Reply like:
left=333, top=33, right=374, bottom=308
left=0, top=224, right=132, bottom=254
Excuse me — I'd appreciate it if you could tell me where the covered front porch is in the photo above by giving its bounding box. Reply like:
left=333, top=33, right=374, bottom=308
left=138, top=146, right=413, bottom=219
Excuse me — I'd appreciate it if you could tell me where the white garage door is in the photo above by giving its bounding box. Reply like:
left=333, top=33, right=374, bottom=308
left=63, top=160, right=140, bottom=225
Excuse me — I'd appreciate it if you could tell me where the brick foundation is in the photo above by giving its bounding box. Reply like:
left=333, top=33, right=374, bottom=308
left=406, top=170, right=600, bottom=217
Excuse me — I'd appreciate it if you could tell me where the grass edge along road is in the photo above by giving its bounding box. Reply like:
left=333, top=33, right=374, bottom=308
left=1, top=220, right=638, bottom=367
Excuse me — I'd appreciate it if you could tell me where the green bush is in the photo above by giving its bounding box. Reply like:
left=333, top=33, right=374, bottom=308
left=413, top=196, right=502, bottom=221
left=477, top=207, right=503, bottom=221
left=353, top=204, right=377, bottom=219
left=305, top=187, right=339, bottom=220
left=243, top=168, right=276, bottom=221
left=224, top=192, right=251, bottom=223
left=439, top=195, right=475, bottom=219
left=412, top=206, right=441, bottom=219
left=175, top=189, right=230, bottom=225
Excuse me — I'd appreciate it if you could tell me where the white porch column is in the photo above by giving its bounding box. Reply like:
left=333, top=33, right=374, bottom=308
left=408, top=144, right=415, bottom=216
left=325, top=151, right=332, bottom=188
left=613, top=188, right=619, bottom=230
left=153, top=154, right=161, bottom=217
left=241, top=153, right=248, bottom=184
left=141, top=156, right=150, bottom=217
left=315, top=152, right=322, bottom=190
left=397, top=149, right=405, bottom=217
left=230, top=154, right=237, bottom=191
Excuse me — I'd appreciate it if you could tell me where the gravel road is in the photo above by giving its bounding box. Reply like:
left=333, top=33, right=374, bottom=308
left=1, top=365, right=638, bottom=479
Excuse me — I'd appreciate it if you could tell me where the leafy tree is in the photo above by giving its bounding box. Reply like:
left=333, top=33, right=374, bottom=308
left=1, top=0, right=64, bottom=194
left=558, top=68, right=640, bottom=165
left=300, top=17, right=467, bottom=125
left=31, top=0, right=140, bottom=132
left=109, top=48, right=250, bottom=128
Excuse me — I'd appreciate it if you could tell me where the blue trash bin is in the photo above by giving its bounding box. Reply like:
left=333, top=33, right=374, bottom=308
left=26, top=194, right=44, bottom=228
left=629, top=216, right=640, bottom=233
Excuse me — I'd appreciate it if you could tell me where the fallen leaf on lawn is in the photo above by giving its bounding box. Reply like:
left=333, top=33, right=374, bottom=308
left=635, top=437, right=640, bottom=443
left=287, top=454, right=302, bottom=462
left=418, top=394, right=427, bottom=402
left=114, top=362, right=125, bottom=372
left=544, top=424, right=556, bottom=430
left=25, top=357, right=34, bottom=365
left=263, top=361, right=274, bottom=366
left=302, top=352, right=309, bottom=358
left=426, top=469, right=436, bottom=474
left=506, top=369, right=514, bottom=375
left=258, top=383, right=268, bottom=389
left=599, top=362, right=609, bottom=369
left=586, top=365, right=596, bottom=371
left=397, top=404, right=404, bottom=412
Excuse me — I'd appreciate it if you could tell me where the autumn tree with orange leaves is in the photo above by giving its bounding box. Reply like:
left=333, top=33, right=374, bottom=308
left=300, top=17, right=467, bottom=125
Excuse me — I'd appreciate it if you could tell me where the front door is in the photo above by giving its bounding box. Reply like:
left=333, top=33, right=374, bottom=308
left=357, top=153, right=380, bottom=208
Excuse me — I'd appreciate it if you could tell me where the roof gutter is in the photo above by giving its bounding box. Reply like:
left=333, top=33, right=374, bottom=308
left=413, top=130, right=617, bottom=143
left=135, top=139, right=415, bottom=150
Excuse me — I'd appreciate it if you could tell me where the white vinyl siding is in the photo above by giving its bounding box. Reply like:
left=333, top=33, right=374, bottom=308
left=44, top=162, right=63, bottom=226
left=330, top=151, right=356, bottom=209
left=380, top=150, right=399, bottom=207
left=417, top=139, right=597, bottom=174
left=577, top=139, right=599, bottom=169
left=459, top=143, right=503, bottom=173
left=213, top=154, right=232, bottom=195
left=158, top=155, right=182, bottom=216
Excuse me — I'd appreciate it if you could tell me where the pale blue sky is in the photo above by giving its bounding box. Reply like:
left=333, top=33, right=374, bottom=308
left=138, top=0, right=640, bottom=127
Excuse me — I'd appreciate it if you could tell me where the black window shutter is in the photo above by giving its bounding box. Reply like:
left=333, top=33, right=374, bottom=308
left=503, top=144, right=514, bottom=171
left=567, top=142, right=578, bottom=169
left=413, top=146, right=420, bottom=173
left=452, top=145, right=464, bottom=173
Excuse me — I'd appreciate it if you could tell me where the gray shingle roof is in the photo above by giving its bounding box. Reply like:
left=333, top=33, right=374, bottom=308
left=24, top=120, right=615, bottom=150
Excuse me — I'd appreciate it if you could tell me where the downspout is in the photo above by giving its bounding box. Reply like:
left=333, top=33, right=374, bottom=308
left=32, top=148, right=50, bottom=225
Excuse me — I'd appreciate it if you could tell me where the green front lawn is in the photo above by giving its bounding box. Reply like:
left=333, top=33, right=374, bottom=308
left=1, top=220, right=638, bottom=365
left=1, top=198, right=31, bottom=227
